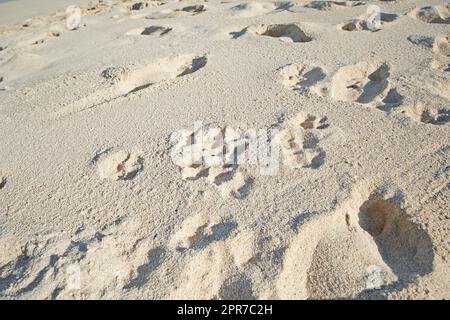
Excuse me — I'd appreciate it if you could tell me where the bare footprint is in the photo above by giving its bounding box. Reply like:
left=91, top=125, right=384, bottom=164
left=278, top=113, right=328, bottom=169
left=408, top=5, right=450, bottom=24
left=232, top=24, right=312, bottom=43
left=329, top=62, right=390, bottom=104
left=403, top=102, right=450, bottom=125
left=53, top=54, right=207, bottom=117
left=96, top=150, right=143, bottom=180
left=277, top=184, right=434, bottom=299
left=170, top=124, right=253, bottom=199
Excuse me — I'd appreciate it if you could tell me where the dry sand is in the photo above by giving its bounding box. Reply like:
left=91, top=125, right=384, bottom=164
left=0, top=0, right=449, bottom=299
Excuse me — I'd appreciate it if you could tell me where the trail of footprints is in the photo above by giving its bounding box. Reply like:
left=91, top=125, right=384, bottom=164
left=1, top=0, right=447, bottom=300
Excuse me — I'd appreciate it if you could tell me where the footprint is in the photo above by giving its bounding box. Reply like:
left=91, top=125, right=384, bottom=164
left=403, top=103, right=450, bottom=125
left=232, top=24, right=312, bottom=43
left=130, top=1, right=154, bottom=11
left=430, top=59, right=450, bottom=72
left=305, top=1, right=365, bottom=11
left=170, top=213, right=238, bottom=251
left=329, top=62, right=390, bottom=104
left=277, top=185, right=434, bottom=299
left=408, top=5, right=450, bottom=24
left=230, top=1, right=293, bottom=18
left=279, top=63, right=326, bottom=93
left=170, top=124, right=253, bottom=199
left=96, top=150, right=143, bottom=181
left=433, top=35, right=450, bottom=56
left=123, top=247, right=165, bottom=289
left=126, top=26, right=172, bottom=36
left=170, top=225, right=261, bottom=299
left=278, top=113, right=328, bottom=169
left=53, top=54, right=207, bottom=116
left=338, top=12, right=398, bottom=32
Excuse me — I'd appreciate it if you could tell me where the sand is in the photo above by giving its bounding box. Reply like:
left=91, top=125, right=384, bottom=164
left=0, top=0, right=449, bottom=299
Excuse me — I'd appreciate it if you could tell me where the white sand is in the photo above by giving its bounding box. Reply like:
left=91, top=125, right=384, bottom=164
left=0, top=0, right=449, bottom=299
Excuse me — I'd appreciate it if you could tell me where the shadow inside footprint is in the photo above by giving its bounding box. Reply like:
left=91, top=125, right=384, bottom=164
left=299, top=67, right=326, bottom=90
left=191, top=222, right=238, bottom=250
left=378, top=88, right=404, bottom=111
left=357, top=64, right=390, bottom=104
left=141, top=26, right=172, bottom=36
left=289, top=211, right=320, bottom=231
left=124, top=247, right=165, bottom=289
left=407, top=35, right=434, bottom=48
left=232, top=24, right=311, bottom=43
left=358, top=198, right=434, bottom=281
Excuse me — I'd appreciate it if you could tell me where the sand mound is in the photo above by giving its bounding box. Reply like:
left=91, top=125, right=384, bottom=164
left=409, top=5, right=450, bottom=24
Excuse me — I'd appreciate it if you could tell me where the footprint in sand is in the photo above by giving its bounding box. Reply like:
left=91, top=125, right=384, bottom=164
left=170, top=214, right=263, bottom=299
left=430, top=59, right=450, bottom=72
left=126, top=26, right=172, bottom=36
left=403, top=102, right=450, bottom=126
left=328, top=61, right=391, bottom=105
left=170, top=125, right=253, bottom=199
left=53, top=54, right=207, bottom=117
left=278, top=112, right=328, bottom=169
left=305, top=1, right=365, bottom=11
left=279, top=63, right=326, bottom=94
left=231, top=24, right=312, bottom=43
left=230, top=1, right=294, bottom=18
left=338, top=12, right=398, bottom=32
left=96, top=150, right=143, bottom=181
left=433, top=35, right=450, bottom=56
left=277, top=184, right=434, bottom=299
left=408, top=5, right=450, bottom=24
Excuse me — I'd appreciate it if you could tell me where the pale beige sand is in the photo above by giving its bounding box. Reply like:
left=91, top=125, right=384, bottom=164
left=0, top=0, right=449, bottom=299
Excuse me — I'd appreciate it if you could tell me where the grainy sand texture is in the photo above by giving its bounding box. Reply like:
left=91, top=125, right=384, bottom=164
left=0, top=0, right=449, bottom=299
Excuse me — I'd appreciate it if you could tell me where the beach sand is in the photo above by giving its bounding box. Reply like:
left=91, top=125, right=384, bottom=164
left=0, top=0, right=449, bottom=299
